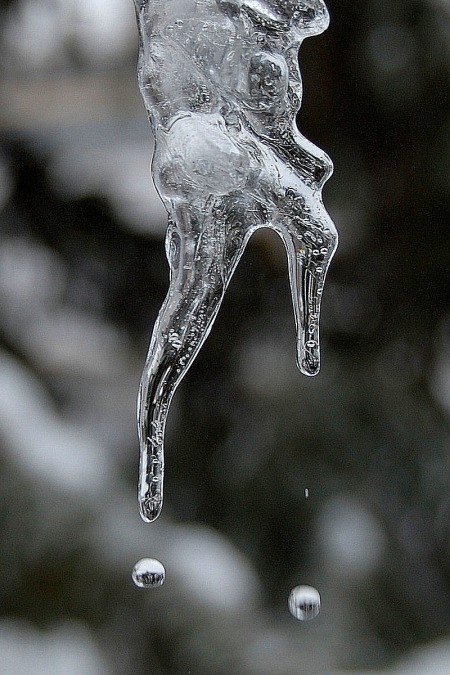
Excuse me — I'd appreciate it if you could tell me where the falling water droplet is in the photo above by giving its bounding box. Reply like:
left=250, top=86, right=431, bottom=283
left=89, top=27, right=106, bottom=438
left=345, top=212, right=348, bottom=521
left=132, top=558, right=166, bottom=588
left=288, top=585, right=321, bottom=621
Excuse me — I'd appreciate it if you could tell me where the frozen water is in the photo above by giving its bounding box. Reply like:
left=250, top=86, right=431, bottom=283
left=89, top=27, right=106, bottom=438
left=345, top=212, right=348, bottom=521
left=134, top=0, right=337, bottom=521
left=288, top=585, right=321, bottom=621
left=132, top=558, right=166, bottom=588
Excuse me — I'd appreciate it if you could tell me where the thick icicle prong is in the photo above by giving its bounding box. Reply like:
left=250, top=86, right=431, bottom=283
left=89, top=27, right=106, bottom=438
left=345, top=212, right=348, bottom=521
left=137, top=203, right=249, bottom=522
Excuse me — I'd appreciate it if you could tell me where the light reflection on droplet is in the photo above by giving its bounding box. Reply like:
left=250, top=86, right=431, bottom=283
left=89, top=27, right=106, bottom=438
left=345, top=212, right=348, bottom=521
left=132, top=558, right=165, bottom=588
left=288, top=585, right=321, bottom=621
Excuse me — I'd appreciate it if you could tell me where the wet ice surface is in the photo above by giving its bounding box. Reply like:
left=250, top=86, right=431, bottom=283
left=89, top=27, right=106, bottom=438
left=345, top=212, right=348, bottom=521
left=134, top=0, right=337, bottom=522
left=288, top=585, right=321, bottom=621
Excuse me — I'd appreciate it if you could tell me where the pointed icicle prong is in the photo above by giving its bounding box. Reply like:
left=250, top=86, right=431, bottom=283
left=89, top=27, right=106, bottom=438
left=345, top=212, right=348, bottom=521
left=137, top=370, right=167, bottom=523
left=285, top=223, right=337, bottom=377
left=298, top=256, right=323, bottom=377
left=139, top=449, right=163, bottom=523
left=297, top=238, right=337, bottom=376
left=136, top=213, right=248, bottom=522
left=138, top=431, right=164, bottom=523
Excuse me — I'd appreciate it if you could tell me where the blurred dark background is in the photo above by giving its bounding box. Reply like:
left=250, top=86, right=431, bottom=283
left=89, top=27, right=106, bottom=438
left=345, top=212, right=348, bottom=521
left=0, top=1, right=449, bottom=673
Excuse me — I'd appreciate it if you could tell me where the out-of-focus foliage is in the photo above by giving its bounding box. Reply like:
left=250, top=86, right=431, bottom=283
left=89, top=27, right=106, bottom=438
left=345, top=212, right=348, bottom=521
left=0, top=1, right=448, bottom=673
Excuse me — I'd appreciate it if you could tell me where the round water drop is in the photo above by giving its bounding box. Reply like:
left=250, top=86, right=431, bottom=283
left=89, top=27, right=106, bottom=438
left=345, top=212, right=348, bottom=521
left=132, top=558, right=165, bottom=588
left=288, top=585, right=321, bottom=621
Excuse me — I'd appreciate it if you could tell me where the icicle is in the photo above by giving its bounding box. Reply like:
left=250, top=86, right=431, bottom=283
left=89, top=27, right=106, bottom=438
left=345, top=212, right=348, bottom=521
left=134, top=0, right=338, bottom=523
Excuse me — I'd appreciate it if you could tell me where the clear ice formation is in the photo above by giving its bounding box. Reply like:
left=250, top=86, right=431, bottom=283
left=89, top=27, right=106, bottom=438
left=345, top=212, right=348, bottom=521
left=134, top=0, right=338, bottom=522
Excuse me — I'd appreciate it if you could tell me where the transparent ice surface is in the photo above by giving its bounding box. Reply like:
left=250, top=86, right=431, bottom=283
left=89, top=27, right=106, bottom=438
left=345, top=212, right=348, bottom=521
left=134, top=0, right=338, bottom=522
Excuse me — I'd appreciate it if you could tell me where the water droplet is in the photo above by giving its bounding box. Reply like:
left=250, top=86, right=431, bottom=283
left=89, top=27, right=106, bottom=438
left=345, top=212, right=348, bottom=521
left=132, top=558, right=165, bottom=588
left=288, top=585, right=321, bottom=621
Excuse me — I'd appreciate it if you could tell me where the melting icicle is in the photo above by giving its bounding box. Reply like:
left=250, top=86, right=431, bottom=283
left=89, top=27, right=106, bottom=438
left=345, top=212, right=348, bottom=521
left=132, top=558, right=166, bottom=588
left=288, top=585, right=321, bottom=621
left=134, top=0, right=338, bottom=522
